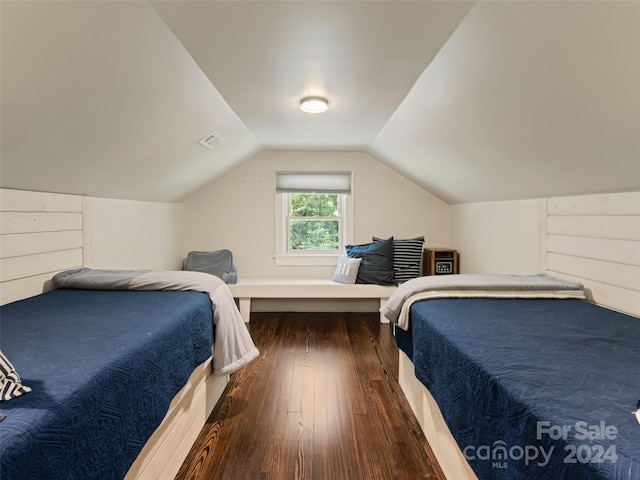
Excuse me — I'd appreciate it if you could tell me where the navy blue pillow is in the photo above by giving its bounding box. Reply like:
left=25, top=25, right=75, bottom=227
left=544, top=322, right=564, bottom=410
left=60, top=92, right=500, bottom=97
left=373, top=236, right=424, bottom=283
left=346, top=237, right=396, bottom=286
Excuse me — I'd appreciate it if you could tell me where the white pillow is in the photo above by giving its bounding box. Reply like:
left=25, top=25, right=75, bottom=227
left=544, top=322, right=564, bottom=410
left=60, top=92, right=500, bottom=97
left=332, top=255, right=362, bottom=284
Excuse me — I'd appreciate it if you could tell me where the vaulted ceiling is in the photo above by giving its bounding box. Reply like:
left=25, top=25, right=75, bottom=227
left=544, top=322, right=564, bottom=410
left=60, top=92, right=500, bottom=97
left=1, top=1, right=639, bottom=204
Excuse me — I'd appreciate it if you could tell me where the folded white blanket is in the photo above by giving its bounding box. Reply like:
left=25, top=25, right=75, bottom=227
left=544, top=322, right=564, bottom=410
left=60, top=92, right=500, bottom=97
left=381, top=273, right=585, bottom=330
left=52, top=268, right=259, bottom=376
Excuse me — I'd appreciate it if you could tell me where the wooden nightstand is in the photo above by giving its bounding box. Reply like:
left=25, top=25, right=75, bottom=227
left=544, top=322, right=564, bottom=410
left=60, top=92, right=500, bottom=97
left=423, top=248, right=459, bottom=276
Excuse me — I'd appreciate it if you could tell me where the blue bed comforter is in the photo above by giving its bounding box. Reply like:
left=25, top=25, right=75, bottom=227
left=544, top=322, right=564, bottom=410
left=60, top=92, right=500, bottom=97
left=397, top=298, right=640, bottom=480
left=0, top=289, right=214, bottom=480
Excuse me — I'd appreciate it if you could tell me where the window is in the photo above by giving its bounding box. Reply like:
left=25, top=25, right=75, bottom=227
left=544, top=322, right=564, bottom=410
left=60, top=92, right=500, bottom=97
left=275, top=172, right=352, bottom=266
left=286, top=193, right=343, bottom=253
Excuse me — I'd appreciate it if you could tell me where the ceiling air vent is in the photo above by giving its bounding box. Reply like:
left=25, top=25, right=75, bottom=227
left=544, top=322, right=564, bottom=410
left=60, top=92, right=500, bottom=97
left=198, top=131, right=225, bottom=150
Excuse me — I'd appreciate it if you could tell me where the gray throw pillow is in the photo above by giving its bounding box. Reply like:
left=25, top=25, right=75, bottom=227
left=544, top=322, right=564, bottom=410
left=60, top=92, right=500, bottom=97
left=332, top=255, right=362, bottom=284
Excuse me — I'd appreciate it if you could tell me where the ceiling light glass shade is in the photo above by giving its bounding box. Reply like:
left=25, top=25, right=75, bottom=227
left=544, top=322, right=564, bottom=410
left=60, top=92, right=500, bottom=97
left=300, top=96, right=329, bottom=113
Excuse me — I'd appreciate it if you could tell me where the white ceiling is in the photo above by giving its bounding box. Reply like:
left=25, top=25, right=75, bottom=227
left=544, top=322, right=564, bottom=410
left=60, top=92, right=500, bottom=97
left=1, top=1, right=639, bottom=204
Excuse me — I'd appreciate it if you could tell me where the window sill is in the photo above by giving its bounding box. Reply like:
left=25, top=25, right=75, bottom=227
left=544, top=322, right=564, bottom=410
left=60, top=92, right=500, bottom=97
left=274, top=254, right=340, bottom=266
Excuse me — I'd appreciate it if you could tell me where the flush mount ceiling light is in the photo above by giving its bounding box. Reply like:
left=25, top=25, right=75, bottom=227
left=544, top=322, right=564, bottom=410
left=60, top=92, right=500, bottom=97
left=300, top=96, right=329, bottom=114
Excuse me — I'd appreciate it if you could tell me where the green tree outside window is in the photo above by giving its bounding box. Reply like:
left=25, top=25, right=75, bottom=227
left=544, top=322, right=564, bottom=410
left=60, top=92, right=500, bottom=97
left=289, top=193, right=340, bottom=250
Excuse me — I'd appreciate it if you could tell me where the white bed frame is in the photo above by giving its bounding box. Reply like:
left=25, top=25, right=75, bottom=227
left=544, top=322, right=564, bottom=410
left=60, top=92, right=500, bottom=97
left=399, top=191, right=640, bottom=479
left=0, top=188, right=230, bottom=478
left=398, top=349, right=478, bottom=479
left=124, top=358, right=228, bottom=479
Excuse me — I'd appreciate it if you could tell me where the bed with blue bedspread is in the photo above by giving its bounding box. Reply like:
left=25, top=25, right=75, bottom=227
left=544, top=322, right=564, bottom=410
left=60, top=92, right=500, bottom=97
left=394, top=294, right=640, bottom=479
left=1, top=288, right=214, bottom=479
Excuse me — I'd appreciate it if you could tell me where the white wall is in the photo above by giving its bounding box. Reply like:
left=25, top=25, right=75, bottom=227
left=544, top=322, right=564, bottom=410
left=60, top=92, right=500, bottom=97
left=450, top=199, right=543, bottom=274
left=183, top=150, right=450, bottom=279
left=84, top=197, right=184, bottom=270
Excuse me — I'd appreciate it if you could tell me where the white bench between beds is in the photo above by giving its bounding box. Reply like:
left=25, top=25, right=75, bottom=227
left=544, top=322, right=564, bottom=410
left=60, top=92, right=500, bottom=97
left=227, top=279, right=397, bottom=323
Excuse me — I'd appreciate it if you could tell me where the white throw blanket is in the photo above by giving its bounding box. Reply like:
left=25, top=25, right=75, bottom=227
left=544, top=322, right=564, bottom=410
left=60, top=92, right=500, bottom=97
left=52, top=268, right=259, bottom=376
left=381, top=273, right=585, bottom=330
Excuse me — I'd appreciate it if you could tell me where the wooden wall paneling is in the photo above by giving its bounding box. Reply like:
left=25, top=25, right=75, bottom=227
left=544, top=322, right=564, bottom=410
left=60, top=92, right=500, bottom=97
left=0, top=188, right=82, bottom=212
left=0, top=249, right=84, bottom=283
left=1, top=231, right=83, bottom=259
left=547, top=235, right=640, bottom=266
left=1, top=212, right=83, bottom=234
left=547, top=215, right=640, bottom=241
left=547, top=272, right=639, bottom=318
left=0, top=188, right=84, bottom=305
left=545, top=191, right=640, bottom=317
left=81, top=196, right=92, bottom=267
left=546, top=252, right=639, bottom=292
left=537, top=199, right=548, bottom=273
left=547, top=191, right=640, bottom=216
left=0, top=272, right=65, bottom=306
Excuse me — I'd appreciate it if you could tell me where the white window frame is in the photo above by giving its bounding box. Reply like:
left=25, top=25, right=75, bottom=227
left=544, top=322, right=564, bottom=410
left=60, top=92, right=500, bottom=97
left=275, top=191, right=353, bottom=266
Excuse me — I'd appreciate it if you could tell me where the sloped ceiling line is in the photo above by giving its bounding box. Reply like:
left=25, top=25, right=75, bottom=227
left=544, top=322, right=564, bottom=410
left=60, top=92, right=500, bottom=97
left=1, top=1, right=638, bottom=204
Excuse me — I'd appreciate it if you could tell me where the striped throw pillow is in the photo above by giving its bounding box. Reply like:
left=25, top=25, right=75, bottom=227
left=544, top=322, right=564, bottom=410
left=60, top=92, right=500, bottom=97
left=0, top=350, right=32, bottom=401
left=373, top=236, right=424, bottom=283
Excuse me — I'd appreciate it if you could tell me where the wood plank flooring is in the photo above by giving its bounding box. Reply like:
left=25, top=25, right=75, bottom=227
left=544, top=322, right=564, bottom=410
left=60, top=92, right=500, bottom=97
left=175, top=312, right=445, bottom=480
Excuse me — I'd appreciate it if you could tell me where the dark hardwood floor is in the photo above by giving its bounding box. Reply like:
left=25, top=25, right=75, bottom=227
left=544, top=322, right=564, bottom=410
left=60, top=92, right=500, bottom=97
left=175, top=312, right=445, bottom=480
